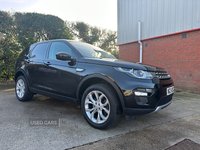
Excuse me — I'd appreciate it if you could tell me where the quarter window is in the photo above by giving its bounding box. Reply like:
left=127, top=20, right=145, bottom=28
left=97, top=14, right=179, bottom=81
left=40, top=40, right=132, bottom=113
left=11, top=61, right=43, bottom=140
left=48, top=42, right=71, bottom=60
left=30, top=43, right=49, bottom=59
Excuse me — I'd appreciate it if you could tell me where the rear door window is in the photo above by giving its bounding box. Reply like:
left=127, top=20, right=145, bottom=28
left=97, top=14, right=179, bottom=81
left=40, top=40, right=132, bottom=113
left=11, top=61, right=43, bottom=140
left=30, top=43, right=49, bottom=59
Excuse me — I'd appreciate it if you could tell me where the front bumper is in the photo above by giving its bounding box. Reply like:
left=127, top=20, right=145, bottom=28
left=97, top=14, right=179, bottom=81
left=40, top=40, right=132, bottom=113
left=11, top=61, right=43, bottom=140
left=122, top=77, right=174, bottom=116
left=124, top=94, right=173, bottom=116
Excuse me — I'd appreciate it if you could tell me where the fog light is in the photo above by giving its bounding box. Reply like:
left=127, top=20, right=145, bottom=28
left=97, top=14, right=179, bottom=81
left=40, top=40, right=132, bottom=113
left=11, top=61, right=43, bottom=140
left=134, top=91, right=148, bottom=96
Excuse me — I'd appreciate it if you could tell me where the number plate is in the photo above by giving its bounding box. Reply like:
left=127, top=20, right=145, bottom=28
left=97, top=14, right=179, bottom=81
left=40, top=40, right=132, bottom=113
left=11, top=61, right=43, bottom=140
left=167, top=86, right=174, bottom=95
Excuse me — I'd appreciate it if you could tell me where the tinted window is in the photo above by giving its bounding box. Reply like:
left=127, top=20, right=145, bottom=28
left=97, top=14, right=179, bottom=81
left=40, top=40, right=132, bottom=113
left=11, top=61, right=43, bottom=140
left=48, top=42, right=71, bottom=60
left=69, top=41, right=116, bottom=59
left=30, top=43, right=49, bottom=59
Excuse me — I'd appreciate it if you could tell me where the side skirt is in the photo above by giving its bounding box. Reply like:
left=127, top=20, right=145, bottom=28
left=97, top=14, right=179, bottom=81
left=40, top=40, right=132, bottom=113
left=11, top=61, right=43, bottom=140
left=30, top=87, right=80, bottom=105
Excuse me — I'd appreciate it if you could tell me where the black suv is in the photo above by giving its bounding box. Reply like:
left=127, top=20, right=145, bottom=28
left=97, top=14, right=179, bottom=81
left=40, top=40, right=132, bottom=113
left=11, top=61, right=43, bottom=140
left=15, top=39, right=174, bottom=129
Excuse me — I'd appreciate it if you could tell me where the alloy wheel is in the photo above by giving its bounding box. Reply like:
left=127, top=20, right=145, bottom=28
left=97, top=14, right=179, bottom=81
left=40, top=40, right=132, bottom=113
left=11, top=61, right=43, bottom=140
left=16, top=79, right=25, bottom=98
left=84, top=90, right=110, bottom=124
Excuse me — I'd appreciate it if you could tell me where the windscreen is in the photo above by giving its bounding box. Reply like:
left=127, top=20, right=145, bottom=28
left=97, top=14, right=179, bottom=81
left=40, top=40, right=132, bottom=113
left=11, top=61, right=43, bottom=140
left=70, top=41, right=116, bottom=59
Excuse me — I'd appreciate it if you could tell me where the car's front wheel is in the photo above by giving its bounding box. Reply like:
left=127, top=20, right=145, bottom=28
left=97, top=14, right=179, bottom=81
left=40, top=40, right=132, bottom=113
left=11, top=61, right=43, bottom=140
left=15, top=76, right=33, bottom=101
left=81, top=84, right=121, bottom=129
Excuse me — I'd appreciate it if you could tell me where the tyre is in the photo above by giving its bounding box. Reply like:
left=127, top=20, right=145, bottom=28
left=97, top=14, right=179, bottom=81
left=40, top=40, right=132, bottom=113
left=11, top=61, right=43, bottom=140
left=81, top=84, right=121, bottom=129
left=15, top=76, right=33, bottom=101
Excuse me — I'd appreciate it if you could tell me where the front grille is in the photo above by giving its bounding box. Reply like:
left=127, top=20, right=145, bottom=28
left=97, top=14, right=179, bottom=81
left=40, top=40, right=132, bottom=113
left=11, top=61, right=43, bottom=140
left=151, top=71, right=171, bottom=79
left=163, top=83, right=174, bottom=87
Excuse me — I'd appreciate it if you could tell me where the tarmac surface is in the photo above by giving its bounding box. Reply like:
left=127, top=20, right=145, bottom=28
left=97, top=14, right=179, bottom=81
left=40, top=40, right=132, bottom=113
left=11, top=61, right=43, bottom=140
left=0, top=84, right=200, bottom=150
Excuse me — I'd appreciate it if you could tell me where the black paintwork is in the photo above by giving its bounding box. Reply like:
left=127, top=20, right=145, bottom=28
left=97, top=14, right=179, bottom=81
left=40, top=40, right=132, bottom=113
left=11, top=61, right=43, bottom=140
left=15, top=39, right=174, bottom=116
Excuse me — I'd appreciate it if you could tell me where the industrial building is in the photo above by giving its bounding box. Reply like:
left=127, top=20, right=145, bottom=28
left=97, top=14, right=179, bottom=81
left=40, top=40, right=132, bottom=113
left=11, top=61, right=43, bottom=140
left=117, top=0, right=200, bottom=93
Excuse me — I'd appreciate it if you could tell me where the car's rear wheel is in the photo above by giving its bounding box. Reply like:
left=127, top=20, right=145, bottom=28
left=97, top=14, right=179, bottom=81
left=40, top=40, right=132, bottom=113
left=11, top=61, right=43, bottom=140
left=15, top=76, right=33, bottom=101
left=81, top=84, right=121, bottom=129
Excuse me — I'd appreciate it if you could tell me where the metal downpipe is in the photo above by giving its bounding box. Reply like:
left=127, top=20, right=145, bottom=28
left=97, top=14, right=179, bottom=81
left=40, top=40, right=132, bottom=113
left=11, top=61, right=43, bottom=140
left=138, top=21, right=142, bottom=63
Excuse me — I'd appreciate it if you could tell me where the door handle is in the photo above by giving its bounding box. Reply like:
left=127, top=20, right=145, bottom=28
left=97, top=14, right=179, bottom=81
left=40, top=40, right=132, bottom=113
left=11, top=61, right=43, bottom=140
left=44, top=62, right=51, bottom=66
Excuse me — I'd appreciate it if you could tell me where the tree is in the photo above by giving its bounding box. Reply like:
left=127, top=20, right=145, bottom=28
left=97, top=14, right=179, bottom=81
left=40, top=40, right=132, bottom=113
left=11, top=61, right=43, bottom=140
left=14, top=12, right=72, bottom=48
left=0, top=11, right=119, bottom=81
left=67, top=21, right=101, bottom=45
left=66, top=21, right=119, bottom=58
left=0, top=11, right=20, bottom=81
left=98, top=30, right=119, bottom=58
left=0, top=11, right=73, bottom=81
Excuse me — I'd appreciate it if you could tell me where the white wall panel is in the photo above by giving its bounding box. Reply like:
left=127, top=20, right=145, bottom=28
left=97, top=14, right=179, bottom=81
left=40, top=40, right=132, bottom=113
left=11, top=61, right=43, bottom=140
left=117, top=0, right=200, bottom=44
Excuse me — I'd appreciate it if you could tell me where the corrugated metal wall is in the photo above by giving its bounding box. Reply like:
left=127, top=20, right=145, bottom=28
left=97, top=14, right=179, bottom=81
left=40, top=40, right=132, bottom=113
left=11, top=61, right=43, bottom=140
left=117, top=0, right=200, bottom=45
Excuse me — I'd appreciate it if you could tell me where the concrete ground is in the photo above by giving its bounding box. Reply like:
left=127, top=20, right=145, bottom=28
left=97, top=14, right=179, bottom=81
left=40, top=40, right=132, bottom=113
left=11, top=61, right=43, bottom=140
left=0, top=84, right=200, bottom=150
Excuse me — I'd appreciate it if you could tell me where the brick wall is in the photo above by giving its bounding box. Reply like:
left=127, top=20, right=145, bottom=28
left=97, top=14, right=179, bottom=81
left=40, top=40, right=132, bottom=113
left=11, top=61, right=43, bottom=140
left=119, top=30, right=200, bottom=93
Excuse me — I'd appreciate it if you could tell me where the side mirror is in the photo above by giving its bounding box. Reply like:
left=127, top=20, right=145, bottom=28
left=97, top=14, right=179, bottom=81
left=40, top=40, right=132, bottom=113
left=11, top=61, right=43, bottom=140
left=56, top=52, right=71, bottom=61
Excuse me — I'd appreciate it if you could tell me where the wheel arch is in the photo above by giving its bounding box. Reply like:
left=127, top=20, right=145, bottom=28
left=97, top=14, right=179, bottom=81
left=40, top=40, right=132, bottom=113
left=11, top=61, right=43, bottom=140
left=15, top=69, right=30, bottom=86
left=76, top=74, right=125, bottom=111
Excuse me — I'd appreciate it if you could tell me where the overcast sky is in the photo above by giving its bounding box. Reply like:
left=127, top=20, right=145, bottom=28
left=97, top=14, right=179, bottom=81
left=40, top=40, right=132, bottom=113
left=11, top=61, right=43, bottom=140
left=0, top=0, right=117, bottom=31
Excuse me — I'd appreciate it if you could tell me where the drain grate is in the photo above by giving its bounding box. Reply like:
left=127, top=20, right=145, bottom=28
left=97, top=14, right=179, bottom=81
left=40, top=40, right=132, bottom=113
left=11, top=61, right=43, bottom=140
left=166, top=139, right=200, bottom=150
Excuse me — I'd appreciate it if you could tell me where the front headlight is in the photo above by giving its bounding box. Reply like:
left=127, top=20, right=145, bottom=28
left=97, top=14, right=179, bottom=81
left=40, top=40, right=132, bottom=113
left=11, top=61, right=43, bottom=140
left=114, top=67, right=153, bottom=79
